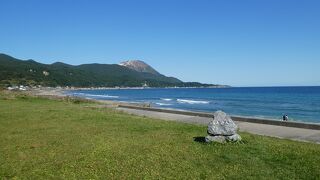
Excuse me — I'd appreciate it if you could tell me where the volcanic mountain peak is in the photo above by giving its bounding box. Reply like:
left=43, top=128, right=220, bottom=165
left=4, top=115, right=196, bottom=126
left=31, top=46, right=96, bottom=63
left=119, top=60, right=160, bottom=75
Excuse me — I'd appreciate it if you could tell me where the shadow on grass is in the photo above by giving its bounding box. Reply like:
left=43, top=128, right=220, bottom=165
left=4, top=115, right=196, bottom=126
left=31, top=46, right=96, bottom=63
left=193, top=136, right=207, bottom=143
left=193, top=136, right=248, bottom=145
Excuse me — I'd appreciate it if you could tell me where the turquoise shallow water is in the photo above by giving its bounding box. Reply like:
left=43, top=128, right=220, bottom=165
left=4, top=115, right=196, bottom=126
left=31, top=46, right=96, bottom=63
left=68, top=86, right=320, bottom=123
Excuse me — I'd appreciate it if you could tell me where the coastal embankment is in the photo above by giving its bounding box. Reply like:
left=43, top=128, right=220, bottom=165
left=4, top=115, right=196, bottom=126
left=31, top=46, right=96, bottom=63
left=117, top=105, right=320, bottom=144
left=28, top=88, right=320, bottom=144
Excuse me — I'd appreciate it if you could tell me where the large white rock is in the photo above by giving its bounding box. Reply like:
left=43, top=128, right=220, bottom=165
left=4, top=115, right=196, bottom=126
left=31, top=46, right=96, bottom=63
left=205, top=135, right=226, bottom=143
left=207, top=111, right=238, bottom=136
left=226, top=134, right=242, bottom=142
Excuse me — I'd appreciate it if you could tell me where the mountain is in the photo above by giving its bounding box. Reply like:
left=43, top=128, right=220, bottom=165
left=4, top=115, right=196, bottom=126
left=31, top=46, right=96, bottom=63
left=0, top=53, right=222, bottom=88
left=119, top=60, right=160, bottom=75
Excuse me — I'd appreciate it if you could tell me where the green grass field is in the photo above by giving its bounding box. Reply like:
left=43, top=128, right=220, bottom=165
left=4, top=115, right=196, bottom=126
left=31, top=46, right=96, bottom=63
left=0, top=92, right=319, bottom=179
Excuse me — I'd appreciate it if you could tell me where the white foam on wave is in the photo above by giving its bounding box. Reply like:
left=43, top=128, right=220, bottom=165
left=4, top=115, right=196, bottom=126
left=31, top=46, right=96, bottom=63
left=73, top=93, right=119, bottom=98
left=161, top=98, right=173, bottom=101
left=177, top=99, right=210, bottom=104
left=155, top=102, right=172, bottom=106
left=73, top=92, right=85, bottom=95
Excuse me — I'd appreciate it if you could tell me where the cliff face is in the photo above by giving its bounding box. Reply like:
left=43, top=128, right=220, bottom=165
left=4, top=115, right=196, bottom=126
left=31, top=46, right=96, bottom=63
left=119, top=60, right=160, bottom=75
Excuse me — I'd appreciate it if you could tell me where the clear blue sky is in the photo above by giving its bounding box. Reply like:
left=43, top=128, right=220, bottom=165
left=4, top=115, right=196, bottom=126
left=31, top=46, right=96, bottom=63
left=1, top=0, right=319, bottom=86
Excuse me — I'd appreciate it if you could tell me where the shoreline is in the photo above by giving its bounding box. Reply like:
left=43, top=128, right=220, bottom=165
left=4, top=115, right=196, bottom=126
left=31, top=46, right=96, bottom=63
left=27, top=85, right=230, bottom=91
left=28, top=88, right=320, bottom=128
left=118, top=104, right=320, bottom=130
left=28, top=88, right=151, bottom=108
left=117, top=106, right=320, bottom=143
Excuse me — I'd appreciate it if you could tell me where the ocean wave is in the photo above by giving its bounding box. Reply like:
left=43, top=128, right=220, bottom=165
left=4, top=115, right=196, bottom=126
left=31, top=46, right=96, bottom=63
left=73, top=93, right=119, bottom=98
left=155, top=102, right=172, bottom=106
left=72, top=92, right=85, bottom=95
left=161, top=98, right=173, bottom=101
left=177, top=99, right=210, bottom=104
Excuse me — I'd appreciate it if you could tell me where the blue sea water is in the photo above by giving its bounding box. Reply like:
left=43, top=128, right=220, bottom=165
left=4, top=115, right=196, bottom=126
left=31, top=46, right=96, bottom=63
left=68, top=87, right=320, bottom=123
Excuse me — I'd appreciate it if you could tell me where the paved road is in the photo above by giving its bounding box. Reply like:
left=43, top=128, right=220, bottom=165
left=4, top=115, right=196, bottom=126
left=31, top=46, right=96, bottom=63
left=117, top=107, right=320, bottom=144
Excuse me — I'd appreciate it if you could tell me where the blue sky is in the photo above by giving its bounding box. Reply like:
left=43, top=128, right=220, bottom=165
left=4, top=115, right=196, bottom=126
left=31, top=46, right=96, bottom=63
left=0, top=0, right=319, bottom=86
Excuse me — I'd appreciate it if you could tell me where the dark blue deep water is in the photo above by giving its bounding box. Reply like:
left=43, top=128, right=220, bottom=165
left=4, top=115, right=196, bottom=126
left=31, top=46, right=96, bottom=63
left=68, top=87, right=320, bottom=123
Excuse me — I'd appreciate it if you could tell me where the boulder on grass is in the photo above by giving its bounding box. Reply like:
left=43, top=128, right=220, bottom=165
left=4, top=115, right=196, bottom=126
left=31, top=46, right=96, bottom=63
left=206, top=110, right=241, bottom=143
left=226, top=134, right=242, bottom=142
left=205, top=135, right=226, bottom=143
left=207, top=111, right=238, bottom=136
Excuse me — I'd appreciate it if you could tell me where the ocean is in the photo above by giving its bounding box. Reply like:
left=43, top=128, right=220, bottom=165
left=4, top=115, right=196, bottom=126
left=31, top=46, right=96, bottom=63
left=67, top=86, right=320, bottom=123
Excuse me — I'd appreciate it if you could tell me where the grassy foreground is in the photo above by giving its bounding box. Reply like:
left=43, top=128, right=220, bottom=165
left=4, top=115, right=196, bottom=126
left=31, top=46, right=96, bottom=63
left=0, top=92, right=319, bottom=179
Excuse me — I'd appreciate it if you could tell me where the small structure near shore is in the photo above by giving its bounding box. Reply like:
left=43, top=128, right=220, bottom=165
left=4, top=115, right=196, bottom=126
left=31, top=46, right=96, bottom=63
left=205, top=110, right=241, bottom=143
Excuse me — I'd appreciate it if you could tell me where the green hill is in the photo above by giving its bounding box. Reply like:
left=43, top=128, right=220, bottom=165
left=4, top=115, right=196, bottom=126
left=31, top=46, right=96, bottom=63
left=0, top=53, right=219, bottom=88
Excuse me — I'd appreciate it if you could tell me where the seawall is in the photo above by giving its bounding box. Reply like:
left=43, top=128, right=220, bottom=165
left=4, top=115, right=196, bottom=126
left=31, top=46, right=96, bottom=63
left=118, top=105, right=320, bottom=130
